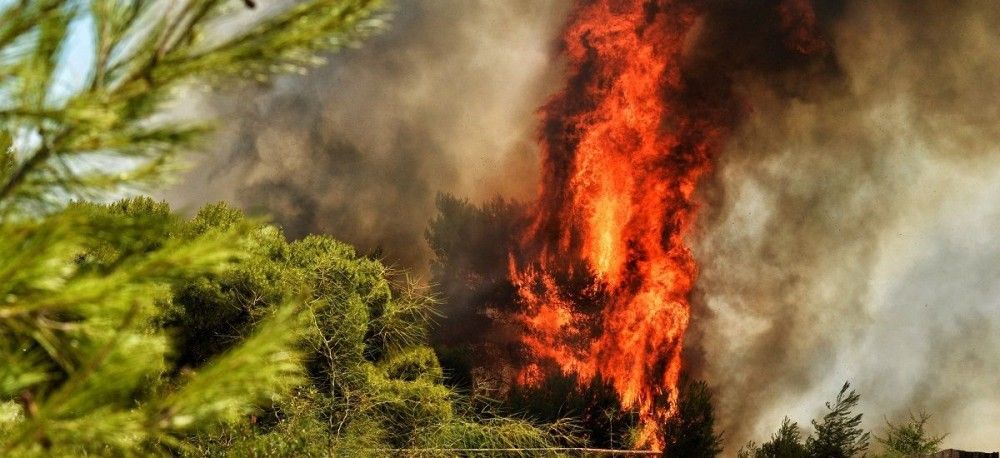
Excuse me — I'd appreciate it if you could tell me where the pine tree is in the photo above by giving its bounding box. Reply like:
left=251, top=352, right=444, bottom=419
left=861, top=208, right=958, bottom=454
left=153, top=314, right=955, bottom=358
left=660, top=379, right=724, bottom=458
left=0, top=0, right=384, bottom=454
left=0, top=0, right=383, bottom=216
left=805, top=382, right=871, bottom=458
left=738, top=417, right=809, bottom=458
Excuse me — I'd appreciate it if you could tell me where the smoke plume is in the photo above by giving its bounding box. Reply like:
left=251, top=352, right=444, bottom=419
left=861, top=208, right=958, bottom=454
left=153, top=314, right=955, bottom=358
left=164, top=0, right=572, bottom=276
left=692, top=0, right=1000, bottom=451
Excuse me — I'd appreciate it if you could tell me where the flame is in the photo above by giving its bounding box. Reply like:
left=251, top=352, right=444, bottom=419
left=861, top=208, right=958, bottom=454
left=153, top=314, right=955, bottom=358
left=508, top=0, right=732, bottom=447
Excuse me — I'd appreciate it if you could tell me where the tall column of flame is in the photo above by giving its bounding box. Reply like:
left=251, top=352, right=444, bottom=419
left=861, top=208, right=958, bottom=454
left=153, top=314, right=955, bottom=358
left=508, top=0, right=732, bottom=446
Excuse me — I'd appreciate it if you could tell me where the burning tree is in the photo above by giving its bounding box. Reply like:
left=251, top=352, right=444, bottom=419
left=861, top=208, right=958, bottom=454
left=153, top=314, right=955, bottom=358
left=505, top=0, right=741, bottom=445
left=500, top=0, right=832, bottom=448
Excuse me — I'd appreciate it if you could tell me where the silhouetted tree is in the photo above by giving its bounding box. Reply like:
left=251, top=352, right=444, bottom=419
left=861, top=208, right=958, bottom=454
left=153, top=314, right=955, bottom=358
left=506, top=372, right=640, bottom=449
left=425, top=194, right=527, bottom=389
left=661, top=379, right=723, bottom=457
left=739, top=417, right=808, bottom=458
left=805, top=382, right=870, bottom=458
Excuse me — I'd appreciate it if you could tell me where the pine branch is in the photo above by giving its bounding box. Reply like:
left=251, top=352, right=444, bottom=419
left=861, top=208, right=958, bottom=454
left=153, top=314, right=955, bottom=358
left=0, top=0, right=386, bottom=216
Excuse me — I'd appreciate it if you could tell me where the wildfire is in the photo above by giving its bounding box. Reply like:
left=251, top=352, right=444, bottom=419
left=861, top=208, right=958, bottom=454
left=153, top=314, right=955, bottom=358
left=508, top=0, right=730, bottom=446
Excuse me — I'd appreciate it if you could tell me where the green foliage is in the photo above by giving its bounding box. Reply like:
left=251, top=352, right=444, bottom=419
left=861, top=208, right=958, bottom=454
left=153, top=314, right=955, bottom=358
left=874, top=412, right=945, bottom=458
left=738, top=418, right=809, bottom=458
left=411, top=417, right=571, bottom=454
left=0, top=196, right=565, bottom=455
left=160, top=204, right=563, bottom=456
left=0, top=2, right=566, bottom=455
left=185, top=387, right=333, bottom=456
left=806, top=382, right=870, bottom=458
left=763, top=418, right=809, bottom=458
left=157, top=304, right=305, bottom=432
left=743, top=386, right=951, bottom=458
left=0, top=0, right=385, bottom=216
left=379, top=347, right=444, bottom=385
left=0, top=198, right=305, bottom=455
left=660, top=379, right=724, bottom=458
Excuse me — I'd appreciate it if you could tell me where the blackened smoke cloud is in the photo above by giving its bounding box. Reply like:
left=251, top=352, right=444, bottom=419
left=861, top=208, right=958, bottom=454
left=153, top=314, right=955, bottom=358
left=164, top=0, right=571, bottom=276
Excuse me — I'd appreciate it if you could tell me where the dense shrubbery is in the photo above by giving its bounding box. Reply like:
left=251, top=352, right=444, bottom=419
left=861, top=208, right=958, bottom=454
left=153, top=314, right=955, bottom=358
left=1, top=198, right=566, bottom=455
left=164, top=201, right=562, bottom=455
left=874, top=412, right=946, bottom=458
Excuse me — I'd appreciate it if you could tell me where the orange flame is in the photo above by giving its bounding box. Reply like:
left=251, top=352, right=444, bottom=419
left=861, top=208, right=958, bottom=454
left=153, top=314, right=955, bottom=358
left=508, top=0, right=732, bottom=447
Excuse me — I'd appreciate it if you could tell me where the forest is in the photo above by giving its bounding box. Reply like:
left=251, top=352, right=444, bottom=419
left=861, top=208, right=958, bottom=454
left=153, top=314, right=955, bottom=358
left=0, top=1, right=955, bottom=456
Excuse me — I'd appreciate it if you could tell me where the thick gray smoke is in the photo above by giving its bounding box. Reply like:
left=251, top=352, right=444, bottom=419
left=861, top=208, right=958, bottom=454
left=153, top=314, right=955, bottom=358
left=692, top=0, right=1000, bottom=451
left=164, top=0, right=571, bottom=276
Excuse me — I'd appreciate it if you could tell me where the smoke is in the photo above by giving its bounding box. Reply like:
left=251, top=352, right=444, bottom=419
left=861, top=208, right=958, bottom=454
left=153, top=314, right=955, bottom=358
left=164, top=0, right=571, bottom=276
left=691, top=0, right=1000, bottom=450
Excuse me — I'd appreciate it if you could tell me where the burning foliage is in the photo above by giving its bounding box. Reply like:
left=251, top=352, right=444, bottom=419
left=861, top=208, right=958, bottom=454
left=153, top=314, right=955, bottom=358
left=502, top=0, right=836, bottom=446
left=507, top=1, right=726, bottom=444
left=426, top=0, right=841, bottom=448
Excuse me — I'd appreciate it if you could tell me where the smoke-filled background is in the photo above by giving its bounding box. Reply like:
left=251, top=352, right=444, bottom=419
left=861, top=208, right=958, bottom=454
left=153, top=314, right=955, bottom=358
left=163, top=0, right=1000, bottom=452
left=164, top=0, right=572, bottom=276
left=691, top=0, right=1000, bottom=451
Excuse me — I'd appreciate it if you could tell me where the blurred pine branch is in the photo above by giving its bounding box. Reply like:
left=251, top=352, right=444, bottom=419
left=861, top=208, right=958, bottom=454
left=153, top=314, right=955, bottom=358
left=0, top=0, right=384, bottom=216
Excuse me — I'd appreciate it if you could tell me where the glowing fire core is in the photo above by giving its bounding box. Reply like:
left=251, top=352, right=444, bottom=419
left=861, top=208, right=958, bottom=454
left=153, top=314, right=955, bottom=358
left=508, top=0, right=730, bottom=446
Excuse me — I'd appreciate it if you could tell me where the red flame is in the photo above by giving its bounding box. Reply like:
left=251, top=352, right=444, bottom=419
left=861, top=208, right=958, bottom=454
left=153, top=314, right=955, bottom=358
left=508, top=0, right=731, bottom=447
